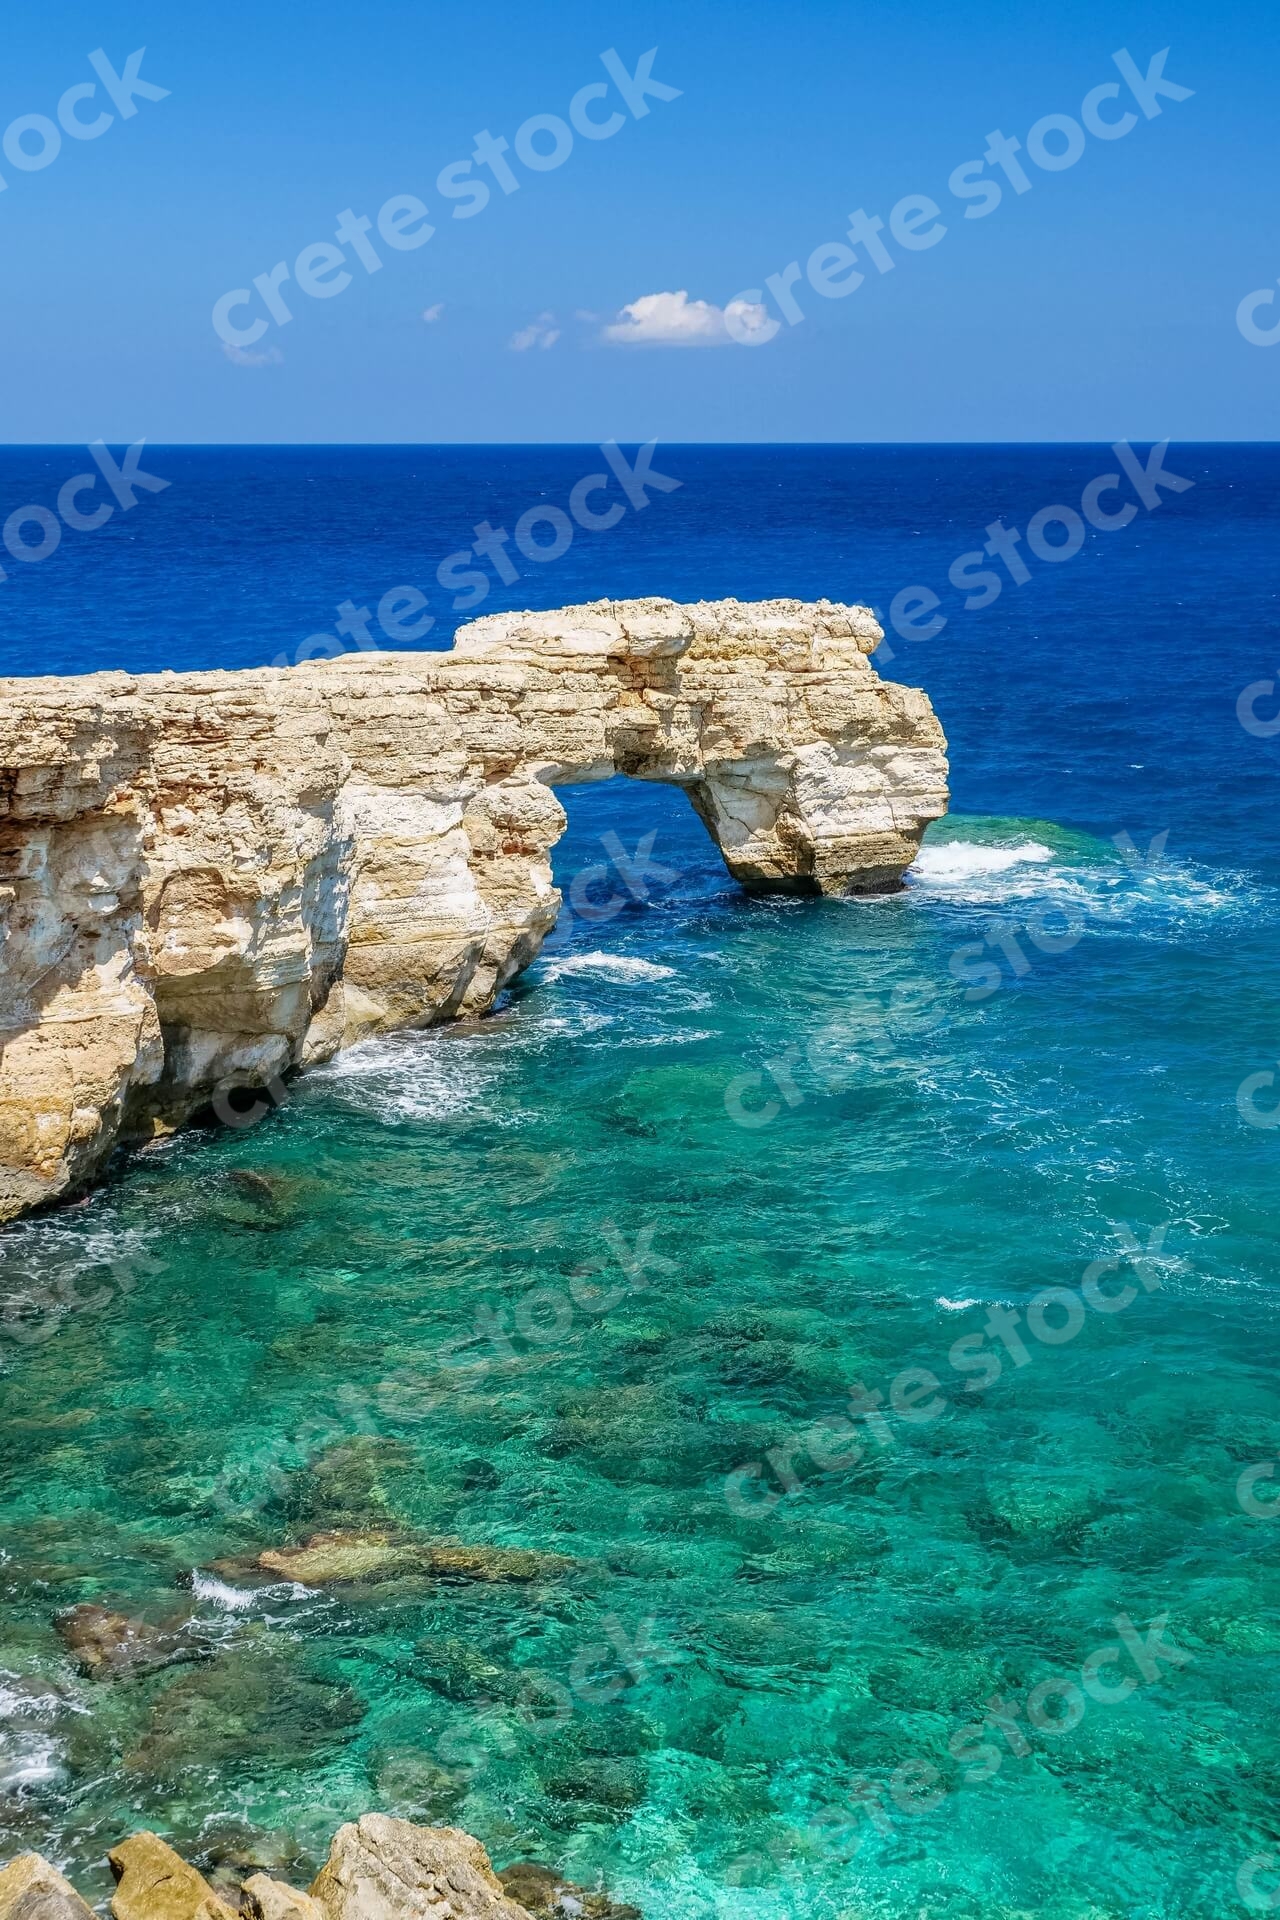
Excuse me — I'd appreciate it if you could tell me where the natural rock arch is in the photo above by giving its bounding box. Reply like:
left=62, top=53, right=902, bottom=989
left=0, top=598, right=947, bottom=1220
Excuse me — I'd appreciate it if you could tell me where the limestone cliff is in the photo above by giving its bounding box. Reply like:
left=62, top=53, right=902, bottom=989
left=0, top=597, right=947, bottom=1221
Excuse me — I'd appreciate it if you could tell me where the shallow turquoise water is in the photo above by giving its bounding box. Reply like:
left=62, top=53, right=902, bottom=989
left=2, top=784, right=1279, bottom=1919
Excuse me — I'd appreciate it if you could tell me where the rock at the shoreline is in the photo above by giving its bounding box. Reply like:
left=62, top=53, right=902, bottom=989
left=108, top=1835, right=239, bottom=1920
left=0, top=1827, right=641, bottom=1920
left=55, top=1605, right=208, bottom=1679
left=0, top=597, right=948, bottom=1223
left=0, top=1854, right=97, bottom=1920
left=308, top=1816, right=532, bottom=1920
left=497, top=1864, right=640, bottom=1920
left=242, top=1878, right=324, bottom=1920
left=213, top=1530, right=576, bottom=1589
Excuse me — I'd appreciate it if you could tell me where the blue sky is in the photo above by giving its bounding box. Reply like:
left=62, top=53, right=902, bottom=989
left=2, top=0, right=1277, bottom=441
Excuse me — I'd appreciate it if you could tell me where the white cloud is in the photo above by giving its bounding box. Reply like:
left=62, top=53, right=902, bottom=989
left=601, top=289, right=777, bottom=348
left=422, top=302, right=445, bottom=323
left=510, top=312, right=560, bottom=352
left=221, top=341, right=283, bottom=368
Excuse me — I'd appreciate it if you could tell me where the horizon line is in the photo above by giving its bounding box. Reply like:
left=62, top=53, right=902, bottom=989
left=0, top=438, right=1277, bottom=451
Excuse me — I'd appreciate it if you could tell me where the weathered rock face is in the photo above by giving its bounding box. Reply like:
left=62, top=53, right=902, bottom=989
left=0, top=1853, right=97, bottom=1920
left=0, top=597, right=947, bottom=1220
left=242, top=1878, right=325, bottom=1920
left=108, top=1835, right=239, bottom=1920
left=309, top=1818, right=532, bottom=1920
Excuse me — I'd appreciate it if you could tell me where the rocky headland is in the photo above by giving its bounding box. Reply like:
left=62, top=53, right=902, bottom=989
left=0, top=597, right=947, bottom=1221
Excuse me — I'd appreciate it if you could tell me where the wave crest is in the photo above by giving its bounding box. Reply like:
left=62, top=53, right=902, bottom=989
left=541, top=951, right=677, bottom=983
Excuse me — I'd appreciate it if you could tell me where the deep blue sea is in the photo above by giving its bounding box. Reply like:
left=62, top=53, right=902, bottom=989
left=2, top=447, right=1279, bottom=1920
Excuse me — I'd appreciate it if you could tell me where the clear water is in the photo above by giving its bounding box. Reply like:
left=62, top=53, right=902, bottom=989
left=2, top=448, right=1279, bottom=1919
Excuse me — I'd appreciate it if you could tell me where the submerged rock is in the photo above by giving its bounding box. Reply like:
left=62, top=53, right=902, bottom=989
left=371, top=1749, right=470, bottom=1821
left=200, top=1825, right=303, bottom=1884
left=54, top=1605, right=209, bottom=1679
left=308, top=1816, right=532, bottom=1920
left=541, top=1756, right=648, bottom=1818
left=0, top=1854, right=97, bottom=1920
left=413, top=1635, right=523, bottom=1704
left=213, top=1530, right=577, bottom=1589
left=496, top=1864, right=640, bottom=1920
left=228, top=1169, right=282, bottom=1205
left=406, top=1540, right=577, bottom=1584
left=286, top=1438, right=417, bottom=1532
left=122, top=1647, right=363, bottom=1779
left=544, top=1385, right=737, bottom=1488
left=213, top=1168, right=315, bottom=1234
left=253, top=1530, right=404, bottom=1586
left=108, top=1834, right=239, bottom=1920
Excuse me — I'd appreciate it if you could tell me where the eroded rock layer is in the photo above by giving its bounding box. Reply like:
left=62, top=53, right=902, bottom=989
left=0, top=597, right=947, bottom=1220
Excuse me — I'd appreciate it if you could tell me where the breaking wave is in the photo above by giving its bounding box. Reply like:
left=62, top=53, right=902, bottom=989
left=911, top=840, right=1054, bottom=882
left=905, top=816, right=1274, bottom=934
left=539, top=951, right=678, bottom=983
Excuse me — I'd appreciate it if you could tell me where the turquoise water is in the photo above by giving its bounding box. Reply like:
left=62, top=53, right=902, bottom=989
left=3, top=780, right=1280, bottom=1920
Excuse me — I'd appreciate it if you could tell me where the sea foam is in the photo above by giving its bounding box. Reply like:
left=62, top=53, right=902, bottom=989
left=541, top=951, right=677, bottom=983
left=910, top=839, right=1054, bottom=881
left=189, top=1571, right=258, bottom=1612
